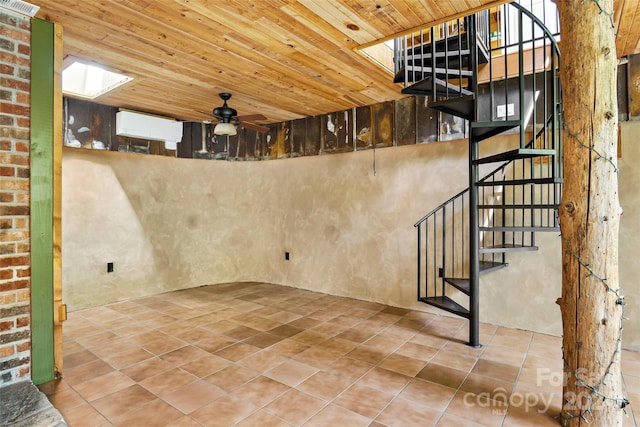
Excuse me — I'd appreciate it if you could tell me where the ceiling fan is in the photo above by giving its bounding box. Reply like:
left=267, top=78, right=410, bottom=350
left=211, top=93, right=269, bottom=136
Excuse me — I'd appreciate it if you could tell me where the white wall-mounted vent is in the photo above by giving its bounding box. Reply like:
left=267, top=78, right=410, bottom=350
left=0, top=0, right=39, bottom=17
left=116, top=111, right=183, bottom=150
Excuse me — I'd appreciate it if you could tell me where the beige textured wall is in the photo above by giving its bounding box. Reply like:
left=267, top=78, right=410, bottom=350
left=619, top=121, right=640, bottom=351
left=62, top=140, right=467, bottom=309
left=62, top=124, right=639, bottom=350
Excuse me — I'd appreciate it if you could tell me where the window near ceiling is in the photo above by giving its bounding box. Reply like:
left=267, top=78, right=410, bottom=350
left=357, top=39, right=395, bottom=74
left=62, top=60, right=133, bottom=99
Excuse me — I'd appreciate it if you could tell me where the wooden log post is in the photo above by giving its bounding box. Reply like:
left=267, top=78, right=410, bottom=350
left=556, top=0, right=627, bottom=425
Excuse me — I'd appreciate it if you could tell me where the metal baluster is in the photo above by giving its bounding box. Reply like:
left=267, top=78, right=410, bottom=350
left=431, top=27, right=437, bottom=100
left=441, top=205, right=447, bottom=297
left=417, top=223, right=422, bottom=301
left=433, top=215, right=437, bottom=298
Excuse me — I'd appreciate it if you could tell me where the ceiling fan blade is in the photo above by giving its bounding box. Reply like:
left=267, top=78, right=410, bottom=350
left=235, top=114, right=267, bottom=122
left=239, top=121, right=270, bottom=133
left=199, top=95, right=269, bottom=132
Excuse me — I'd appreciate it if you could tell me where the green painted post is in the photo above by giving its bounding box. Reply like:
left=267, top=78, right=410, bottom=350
left=30, top=18, right=55, bottom=385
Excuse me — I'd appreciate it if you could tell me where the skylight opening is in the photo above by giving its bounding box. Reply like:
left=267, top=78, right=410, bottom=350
left=357, top=40, right=395, bottom=74
left=62, top=61, right=133, bottom=99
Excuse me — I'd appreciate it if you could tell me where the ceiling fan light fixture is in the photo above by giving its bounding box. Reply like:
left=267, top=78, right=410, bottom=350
left=214, top=122, right=237, bottom=136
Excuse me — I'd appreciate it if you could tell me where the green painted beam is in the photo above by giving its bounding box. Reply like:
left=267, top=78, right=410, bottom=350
left=30, top=18, right=55, bottom=385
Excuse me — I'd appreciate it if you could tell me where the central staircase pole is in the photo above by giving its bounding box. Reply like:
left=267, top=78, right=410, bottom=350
left=467, top=16, right=481, bottom=348
left=469, top=140, right=480, bottom=347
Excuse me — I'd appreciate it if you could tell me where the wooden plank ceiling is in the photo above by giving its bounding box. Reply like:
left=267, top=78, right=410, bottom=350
left=34, top=0, right=640, bottom=125
left=615, top=0, right=640, bottom=59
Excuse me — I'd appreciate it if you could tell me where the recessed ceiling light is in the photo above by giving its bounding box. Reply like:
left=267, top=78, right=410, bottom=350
left=62, top=61, right=133, bottom=99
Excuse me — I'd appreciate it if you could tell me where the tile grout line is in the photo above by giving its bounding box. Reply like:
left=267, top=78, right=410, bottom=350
left=45, top=283, right=581, bottom=427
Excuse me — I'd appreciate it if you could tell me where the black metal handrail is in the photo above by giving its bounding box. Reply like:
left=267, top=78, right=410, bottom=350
left=414, top=113, right=558, bottom=300
left=394, top=15, right=476, bottom=99
left=410, top=2, right=563, bottom=342
left=414, top=113, right=550, bottom=227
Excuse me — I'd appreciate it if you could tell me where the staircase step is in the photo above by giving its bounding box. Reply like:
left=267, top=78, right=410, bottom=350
left=444, top=278, right=470, bottom=295
left=476, top=177, right=564, bottom=186
left=402, top=76, right=472, bottom=97
left=405, top=48, right=471, bottom=60
left=413, top=36, right=469, bottom=54
left=429, top=95, right=475, bottom=120
left=480, top=244, right=539, bottom=253
left=473, top=148, right=557, bottom=164
left=405, top=65, right=474, bottom=77
left=471, top=120, right=521, bottom=142
left=394, top=57, right=471, bottom=83
left=480, top=226, right=560, bottom=232
left=420, top=296, right=470, bottom=318
left=479, top=260, right=508, bottom=273
left=477, top=204, right=558, bottom=209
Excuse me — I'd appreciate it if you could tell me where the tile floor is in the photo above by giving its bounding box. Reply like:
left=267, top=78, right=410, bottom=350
left=38, top=282, right=639, bottom=426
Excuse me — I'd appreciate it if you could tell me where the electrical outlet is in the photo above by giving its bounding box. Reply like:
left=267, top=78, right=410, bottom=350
left=285, top=252, right=290, bottom=261
left=107, top=262, right=114, bottom=273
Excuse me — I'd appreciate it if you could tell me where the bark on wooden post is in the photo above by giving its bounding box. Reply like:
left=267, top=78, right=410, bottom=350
left=556, top=0, right=627, bottom=425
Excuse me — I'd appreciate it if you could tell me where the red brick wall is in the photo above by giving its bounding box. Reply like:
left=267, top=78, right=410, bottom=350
left=0, top=10, right=32, bottom=384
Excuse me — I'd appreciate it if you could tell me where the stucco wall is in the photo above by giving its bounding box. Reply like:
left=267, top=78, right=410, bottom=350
left=62, top=138, right=467, bottom=309
left=619, top=120, right=640, bottom=351
left=62, top=124, right=640, bottom=350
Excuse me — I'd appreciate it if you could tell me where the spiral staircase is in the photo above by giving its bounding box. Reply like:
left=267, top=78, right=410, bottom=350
left=396, top=2, right=563, bottom=346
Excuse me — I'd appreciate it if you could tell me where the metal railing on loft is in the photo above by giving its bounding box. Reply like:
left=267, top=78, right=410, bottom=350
left=393, top=14, right=489, bottom=99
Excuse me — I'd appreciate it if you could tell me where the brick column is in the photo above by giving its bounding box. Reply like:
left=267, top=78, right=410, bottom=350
left=0, top=10, right=32, bottom=385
